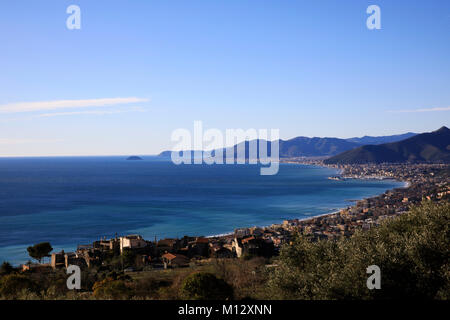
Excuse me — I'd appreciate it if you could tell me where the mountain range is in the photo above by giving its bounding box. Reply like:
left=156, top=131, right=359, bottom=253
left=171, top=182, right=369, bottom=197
left=324, top=126, right=450, bottom=164
left=345, top=132, right=417, bottom=145
left=159, top=132, right=418, bottom=158
left=159, top=127, right=449, bottom=164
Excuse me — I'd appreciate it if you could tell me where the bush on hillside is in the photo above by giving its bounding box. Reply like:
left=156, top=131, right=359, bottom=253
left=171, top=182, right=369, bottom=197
left=268, top=201, right=450, bottom=299
left=180, top=272, right=233, bottom=300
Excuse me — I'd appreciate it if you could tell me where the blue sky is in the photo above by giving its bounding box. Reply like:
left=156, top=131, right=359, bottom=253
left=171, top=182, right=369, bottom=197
left=0, top=0, right=449, bottom=156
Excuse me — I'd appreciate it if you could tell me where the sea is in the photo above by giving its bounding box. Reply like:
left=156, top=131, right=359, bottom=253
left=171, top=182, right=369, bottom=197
left=0, top=156, right=405, bottom=265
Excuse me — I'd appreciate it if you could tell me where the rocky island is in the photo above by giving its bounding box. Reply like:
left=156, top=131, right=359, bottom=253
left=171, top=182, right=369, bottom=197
left=126, top=156, right=143, bottom=160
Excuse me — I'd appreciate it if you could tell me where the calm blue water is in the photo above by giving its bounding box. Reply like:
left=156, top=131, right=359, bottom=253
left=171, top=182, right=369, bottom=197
left=0, top=157, right=404, bottom=265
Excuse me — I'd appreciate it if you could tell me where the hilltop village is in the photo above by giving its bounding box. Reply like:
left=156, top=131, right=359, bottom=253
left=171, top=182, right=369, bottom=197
left=22, top=162, right=449, bottom=273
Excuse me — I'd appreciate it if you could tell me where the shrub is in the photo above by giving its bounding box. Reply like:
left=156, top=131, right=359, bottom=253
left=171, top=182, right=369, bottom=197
left=180, top=272, right=233, bottom=300
left=131, top=276, right=171, bottom=299
left=0, top=274, right=39, bottom=299
left=212, top=258, right=268, bottom=299
left=92, top=278, right=132, bottom=299
left=268, top=201, right=450, bottom=299
left=0, top=262, right=14, bottom=275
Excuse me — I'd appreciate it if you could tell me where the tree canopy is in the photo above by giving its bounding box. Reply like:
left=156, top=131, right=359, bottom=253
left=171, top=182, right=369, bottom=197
left=27, top=242, right=53, bottom=264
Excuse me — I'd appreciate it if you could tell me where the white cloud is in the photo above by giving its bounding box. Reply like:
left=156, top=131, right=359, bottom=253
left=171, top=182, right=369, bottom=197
left=0, top=97, right=149, bottom=114
left=36, top=107, right=146, bottom=118
left=388, top=106, right=450, bottom=113
left=0, top=138, right=63, bottom=145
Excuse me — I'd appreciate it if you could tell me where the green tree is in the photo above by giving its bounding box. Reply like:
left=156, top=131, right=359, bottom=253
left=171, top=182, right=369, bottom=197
left=0, top=261, right=14, bottom=275
left=27, top=242, right=53, bottom=264
left=180, top=272, right=233, bottom=300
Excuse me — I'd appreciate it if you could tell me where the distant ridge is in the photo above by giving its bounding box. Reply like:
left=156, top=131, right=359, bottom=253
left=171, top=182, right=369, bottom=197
left=346, top=132, right=417, bottom=145
left=279, top=137, right=359, bottom=157
left=324, top=126, right=450, bottom=164
left=158, top=132, right=417, bottom=158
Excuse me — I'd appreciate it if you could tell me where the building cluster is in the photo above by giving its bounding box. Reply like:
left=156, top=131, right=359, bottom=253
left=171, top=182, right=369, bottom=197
left=274, top=163, right=450, bottom=240
left=51, top=234, right=150, bottom=270
left=49, top=231, right=277, bottom=271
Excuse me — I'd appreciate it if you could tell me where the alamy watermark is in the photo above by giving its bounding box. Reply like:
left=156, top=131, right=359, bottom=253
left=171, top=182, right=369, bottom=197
left=66, top=264, right=81, bottom=290
left=366, top=5, right=381, bottom=30
left=65, top=5, right=380, bottom=31
left=170, top=121, right=280, bottom=175
left=66, top=5, right=81, bottom=30
left=366, top=265, right=381, bottom=289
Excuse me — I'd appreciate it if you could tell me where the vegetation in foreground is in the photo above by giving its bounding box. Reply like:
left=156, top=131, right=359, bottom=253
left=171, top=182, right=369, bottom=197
left=269, top=201, right=449, bottom=299
left=0, top=201, right=448, bottom=300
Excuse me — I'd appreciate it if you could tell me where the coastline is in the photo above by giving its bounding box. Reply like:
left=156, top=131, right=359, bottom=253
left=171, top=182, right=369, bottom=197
left=208, top=162, right=410, bottom=239
left=292, top=163, right=411, bottom=220
left=0, top=162, right=415, bottom=265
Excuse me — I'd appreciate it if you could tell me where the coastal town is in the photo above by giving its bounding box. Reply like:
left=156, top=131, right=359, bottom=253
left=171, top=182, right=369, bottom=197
left=20, top=162, right=449, bottom=274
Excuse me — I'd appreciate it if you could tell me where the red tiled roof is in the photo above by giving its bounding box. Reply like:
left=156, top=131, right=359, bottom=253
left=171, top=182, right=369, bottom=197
left=162, top=253, right=189, bottom=261
left=158, top=239, right=177, bottom=246
left=162, top=253, right=176, bottom=260
left=242, top=236, right=256, bottom=244
left=195, top=237, right=209, bottom=244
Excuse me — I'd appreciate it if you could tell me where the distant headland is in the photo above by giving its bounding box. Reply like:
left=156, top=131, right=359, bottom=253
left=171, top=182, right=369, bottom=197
left=126, top=156, right=143, bottom=160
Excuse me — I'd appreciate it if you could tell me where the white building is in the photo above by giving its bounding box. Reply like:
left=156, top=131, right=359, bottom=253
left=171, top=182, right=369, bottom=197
left=119, top=235, right=147, bottom=254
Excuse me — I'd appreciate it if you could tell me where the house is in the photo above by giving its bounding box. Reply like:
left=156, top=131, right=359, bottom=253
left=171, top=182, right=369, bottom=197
left=249, top=227, right=263, bottom=236
left=76, top=244, right=93, bottom=253
left=51, top=251, right=65, bottom=269
left=187, top=237, right=209, bottom=257
left=119, top=235, right=148, bottom=254
left=52, top=250, right=88, bottom=269
left=210, top=244, right=234, bottom=258
left=64, top=252, right=87, bottom=268
left=157, top=238, right=178, bottom=253
left=161, top=253, right=189, bottom=268
left=234, top=228, right=250, bottom=238
left=232, top=236, right=275, bottom=258
left=93, top=236, right=120, bottom=252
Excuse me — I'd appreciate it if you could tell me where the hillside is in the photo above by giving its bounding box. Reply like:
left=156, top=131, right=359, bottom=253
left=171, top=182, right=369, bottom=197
left=158, top=132, right=416, bottom=158
left=324, top=126, right=450, bottom=164
left=346, top=132, right=417, bottom=145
